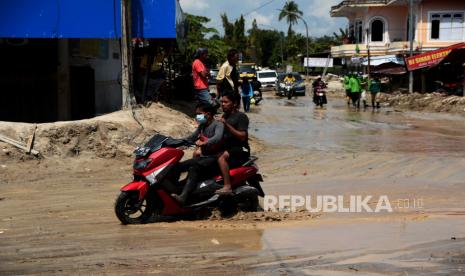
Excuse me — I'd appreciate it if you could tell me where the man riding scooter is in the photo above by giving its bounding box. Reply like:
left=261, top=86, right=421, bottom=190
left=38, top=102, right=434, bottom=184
left=171, top=103, right=224, bottom=205
left=283, top=73, right=297, bottom=99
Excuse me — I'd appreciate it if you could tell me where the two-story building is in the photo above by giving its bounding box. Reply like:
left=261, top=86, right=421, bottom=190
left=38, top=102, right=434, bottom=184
left=330, top=0, right=465, bottom=93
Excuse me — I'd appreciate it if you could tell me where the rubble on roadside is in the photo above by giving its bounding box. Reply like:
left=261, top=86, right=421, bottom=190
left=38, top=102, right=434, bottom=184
left=378, top=92, right=465, bottom=114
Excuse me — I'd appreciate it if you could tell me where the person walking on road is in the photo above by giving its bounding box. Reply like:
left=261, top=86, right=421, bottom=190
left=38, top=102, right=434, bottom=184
left=192, top=48, right=213, bottom=106
left=369, top=76, right=381, bottom=109
left=344, top=74, right=351, bottom=106
left=349, top=74, right=361, bottom=109
left=241, top=77, right=253, bottom=112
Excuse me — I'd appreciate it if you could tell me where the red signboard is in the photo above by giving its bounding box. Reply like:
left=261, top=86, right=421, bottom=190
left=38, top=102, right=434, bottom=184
left=405, top=43, right=465, bottom=71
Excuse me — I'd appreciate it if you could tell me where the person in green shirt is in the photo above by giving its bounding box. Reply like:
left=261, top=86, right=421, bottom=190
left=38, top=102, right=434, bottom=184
left=349, top=74, right=361, bottom=109
left=368, top=76, right=381, bottom=109
left=344, top=74, right=351, bottom=106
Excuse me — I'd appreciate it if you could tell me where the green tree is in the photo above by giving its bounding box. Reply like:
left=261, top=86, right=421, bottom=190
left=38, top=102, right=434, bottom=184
left=333, top=28, right=348, bottom=44
left=221, top=13, right=246, bottom=53
left=221, top=13, right=234, bottom=46
left=233, top=15, right=246, bottom=53
left=278, top=1, right=303, bottom=38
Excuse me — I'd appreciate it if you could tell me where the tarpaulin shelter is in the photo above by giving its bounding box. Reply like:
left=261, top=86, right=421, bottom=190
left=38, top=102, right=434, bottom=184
left=0, top=0, right=186, bottom=123
left=0, top=0, right=185, bottom=39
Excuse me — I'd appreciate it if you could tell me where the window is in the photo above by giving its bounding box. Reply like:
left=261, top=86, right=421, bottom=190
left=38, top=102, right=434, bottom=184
left=355, top=20, right=363, bottom=43
left=431, top=14, right=440, bottom=39
left=430, top=12, right=464, bottom=41
left=371, top=19, right=384, bottom=42
left=348, top=23, right=355, bottom=43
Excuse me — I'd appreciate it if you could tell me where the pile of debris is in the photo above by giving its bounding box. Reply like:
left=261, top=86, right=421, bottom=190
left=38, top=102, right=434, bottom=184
left=378, top=92, right=465, bottom=113
left=0, top=103, right=195, bottom=160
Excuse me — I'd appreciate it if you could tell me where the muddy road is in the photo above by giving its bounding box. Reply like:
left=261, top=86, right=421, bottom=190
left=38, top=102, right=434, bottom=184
left=1, top=92, right=465, bottom=275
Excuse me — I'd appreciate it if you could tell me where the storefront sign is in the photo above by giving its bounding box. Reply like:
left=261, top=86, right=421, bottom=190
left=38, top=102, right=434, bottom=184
left=405, top=43, right=465, bottom=71
left=304, top=58, right=333, bottom=68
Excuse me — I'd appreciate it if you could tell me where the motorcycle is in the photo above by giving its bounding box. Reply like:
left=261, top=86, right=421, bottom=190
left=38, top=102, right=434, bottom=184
left=284, top=81, right=296, bottom=100
left=313, top=84, right=328, bottom=108
left=251, top=90, right=263, bottom=105
left=114, top=134, right=265, bottom=225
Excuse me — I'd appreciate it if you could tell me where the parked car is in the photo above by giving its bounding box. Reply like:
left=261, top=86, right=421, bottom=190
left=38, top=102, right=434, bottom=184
left=208, top=69, right=219, bottom=85
left=257, top=70, right=278, bottom=90
left=239, top=63, right=257, bottom=79
left=276, top=72, right=306, bottom=96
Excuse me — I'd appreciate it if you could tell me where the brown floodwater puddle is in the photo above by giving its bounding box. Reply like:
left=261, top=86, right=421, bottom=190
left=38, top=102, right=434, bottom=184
left=251, top=95, right=465, bottom=156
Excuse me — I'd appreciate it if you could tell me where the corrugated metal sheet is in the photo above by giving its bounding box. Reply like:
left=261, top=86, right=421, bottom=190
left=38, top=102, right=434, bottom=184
left=0, top=0, right=180, bottom=39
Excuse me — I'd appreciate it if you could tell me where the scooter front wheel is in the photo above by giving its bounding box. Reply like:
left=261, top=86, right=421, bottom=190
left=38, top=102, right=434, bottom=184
left=115, top=191, right=155, bottom=224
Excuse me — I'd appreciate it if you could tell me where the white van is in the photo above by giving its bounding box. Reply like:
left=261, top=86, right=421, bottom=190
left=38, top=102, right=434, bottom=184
left=257, top=70, right=278, bottom=90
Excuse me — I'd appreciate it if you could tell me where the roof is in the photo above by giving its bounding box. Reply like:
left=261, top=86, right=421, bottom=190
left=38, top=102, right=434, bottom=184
left=331, top=0, right=404, bottom=17
left=0, top=0, right=185, bottom=39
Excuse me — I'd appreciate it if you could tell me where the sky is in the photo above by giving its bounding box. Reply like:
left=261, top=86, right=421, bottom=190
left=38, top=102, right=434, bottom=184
left=179, top=0, right=348, bottom=38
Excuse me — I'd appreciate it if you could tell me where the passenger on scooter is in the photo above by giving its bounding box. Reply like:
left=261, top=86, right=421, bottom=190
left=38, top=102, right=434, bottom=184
left=215, top=92, right=250, bottom=195
left=171, top=103, right=224, bottom=205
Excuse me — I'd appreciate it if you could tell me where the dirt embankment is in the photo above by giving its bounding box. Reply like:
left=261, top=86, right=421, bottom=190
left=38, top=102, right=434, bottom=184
left=0, top=103, right=196, bottom=160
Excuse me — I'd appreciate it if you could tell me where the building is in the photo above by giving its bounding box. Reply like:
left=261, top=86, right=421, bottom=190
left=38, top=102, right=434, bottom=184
left=0, top=0, right=185, bottom=123
left=330, top=0, right=465, bottom=93
left=331, top=0, right=465, bottom=56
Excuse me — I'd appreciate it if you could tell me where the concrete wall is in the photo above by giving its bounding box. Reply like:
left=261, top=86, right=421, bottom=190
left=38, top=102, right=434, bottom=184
left=70, top=39, right=122, bottom=116
left=348, top=6, right=408, bottom=45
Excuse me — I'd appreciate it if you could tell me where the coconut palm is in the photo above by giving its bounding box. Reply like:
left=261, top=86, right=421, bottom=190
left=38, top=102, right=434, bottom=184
left=278, top=0, right=303, bottom=37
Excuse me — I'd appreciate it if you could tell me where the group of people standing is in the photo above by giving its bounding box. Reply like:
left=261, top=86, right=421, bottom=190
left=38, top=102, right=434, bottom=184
left=344, top=73, right=381, bottom=110
left=192, top=48, right=259, bottom=113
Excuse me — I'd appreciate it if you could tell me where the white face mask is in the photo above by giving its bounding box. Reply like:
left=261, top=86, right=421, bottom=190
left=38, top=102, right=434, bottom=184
left=195, top=114, right=207, bottom=125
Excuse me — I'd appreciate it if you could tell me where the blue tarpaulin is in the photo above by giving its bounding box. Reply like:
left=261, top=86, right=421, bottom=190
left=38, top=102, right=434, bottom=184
left=0, top=0, right=184, bottom=39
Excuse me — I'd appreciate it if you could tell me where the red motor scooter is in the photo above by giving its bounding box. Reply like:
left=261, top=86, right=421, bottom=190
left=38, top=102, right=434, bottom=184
left=114, top=134, right=265, bottom=224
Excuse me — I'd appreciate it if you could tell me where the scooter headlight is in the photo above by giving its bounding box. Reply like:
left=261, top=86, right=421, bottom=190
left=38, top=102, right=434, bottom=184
left=145, top=167, right=165, bottom=184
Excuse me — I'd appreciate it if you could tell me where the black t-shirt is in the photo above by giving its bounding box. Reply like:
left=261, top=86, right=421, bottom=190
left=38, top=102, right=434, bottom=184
left=224, top=111, right=249, bottom=150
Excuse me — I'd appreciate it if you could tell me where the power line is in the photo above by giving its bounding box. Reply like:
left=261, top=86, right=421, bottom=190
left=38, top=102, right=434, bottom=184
left=240, top=0, right=277, bottom=19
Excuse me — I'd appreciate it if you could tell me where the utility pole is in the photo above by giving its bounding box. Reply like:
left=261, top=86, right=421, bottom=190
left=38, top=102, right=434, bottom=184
left=408, top=0, right=414, bottom=93
left=366, top=29, right=371, bottom=81
left=303, top=18, right=309, bottom=82
left=121, top=0, right=134, bottom=109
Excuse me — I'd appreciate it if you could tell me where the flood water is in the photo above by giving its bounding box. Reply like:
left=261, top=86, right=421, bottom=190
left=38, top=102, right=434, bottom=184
left=251, top=95, right=465, bottom=156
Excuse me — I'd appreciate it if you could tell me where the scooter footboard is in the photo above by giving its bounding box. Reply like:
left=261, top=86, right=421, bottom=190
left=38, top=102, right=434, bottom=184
left=121, top=181, right=149, bottom=200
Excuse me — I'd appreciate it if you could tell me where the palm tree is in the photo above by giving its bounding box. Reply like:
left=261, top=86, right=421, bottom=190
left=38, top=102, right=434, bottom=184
left=278, top=1, right=303, bottom=38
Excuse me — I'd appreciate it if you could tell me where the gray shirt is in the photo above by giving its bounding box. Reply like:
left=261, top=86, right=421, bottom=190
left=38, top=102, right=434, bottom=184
left=184, top=120, right=224, bottom=155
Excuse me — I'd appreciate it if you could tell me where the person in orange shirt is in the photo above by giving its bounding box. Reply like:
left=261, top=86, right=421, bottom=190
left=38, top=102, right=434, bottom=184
left=192, top=48, right=213, bottom=105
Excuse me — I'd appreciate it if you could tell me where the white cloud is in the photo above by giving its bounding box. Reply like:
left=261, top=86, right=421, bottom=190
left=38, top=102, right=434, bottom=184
left=178, top=0, right=347, bottom=37
left=245, top=11, right=274, bottom=29
left=179, top=0, right=209, bottom=12
left=306, top=0, right=340, bottom=19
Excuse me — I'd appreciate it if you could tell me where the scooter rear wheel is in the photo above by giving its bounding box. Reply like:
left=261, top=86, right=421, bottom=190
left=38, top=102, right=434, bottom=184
left=238, top=195, right=259, bottom=212
left=115, top=191, right=155, bottom=224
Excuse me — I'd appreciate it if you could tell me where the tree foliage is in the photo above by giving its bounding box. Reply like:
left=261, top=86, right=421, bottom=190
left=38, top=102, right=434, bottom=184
left=278, top=1, right=303, bottom=38
left=181, top=11, right=342, bottom=71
